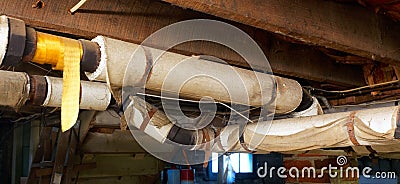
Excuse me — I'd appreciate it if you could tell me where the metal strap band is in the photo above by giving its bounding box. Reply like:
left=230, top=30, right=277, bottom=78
left=139, top=107, right=157, bottom=132
left=29, top=75, right=48, bottom=105
left=346, top=111, right=360, bottom=146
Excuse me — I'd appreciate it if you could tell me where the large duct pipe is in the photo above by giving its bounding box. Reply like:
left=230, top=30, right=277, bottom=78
left=0, top=70, right=111, bottom=110
left=221, top=106, right=400, bottom=152
left=122, top=95, right=400, bottom=154
left=0, top=16, right=303, bottom=115
left=88, top=36, right=302, bottom=114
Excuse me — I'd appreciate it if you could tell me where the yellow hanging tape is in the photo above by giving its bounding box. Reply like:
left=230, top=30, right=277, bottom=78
left=60, top=38, right=81, bottom=132
left=32, top=32, right=82, bottom=132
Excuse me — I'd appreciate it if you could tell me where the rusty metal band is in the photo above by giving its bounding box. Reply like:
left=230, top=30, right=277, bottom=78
left=139, top=107, right=157, bottom=132
left=29, top=75, right=48, bottom=105
left=346, top=111, right=360, bottom=146
left=22, top=27, right=37, bottom=62
left=3, top=17, right=26, bottom=67
left=79, top=39, right=100, bottom=73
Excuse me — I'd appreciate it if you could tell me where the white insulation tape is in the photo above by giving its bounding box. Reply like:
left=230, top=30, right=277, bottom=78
left=0, top=15, right=9, bottom=66
left=43, top=76, right=111, bottom=110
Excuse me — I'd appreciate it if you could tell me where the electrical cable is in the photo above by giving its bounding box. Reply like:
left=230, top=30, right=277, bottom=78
left=304, top=80, right=400, bottom=98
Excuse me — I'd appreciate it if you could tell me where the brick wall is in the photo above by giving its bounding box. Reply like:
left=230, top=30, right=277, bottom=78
left=283, top=154, right=358, bottom=184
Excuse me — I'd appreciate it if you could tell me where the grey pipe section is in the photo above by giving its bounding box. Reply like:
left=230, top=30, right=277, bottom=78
left=0, top=70, right=111, bottom=110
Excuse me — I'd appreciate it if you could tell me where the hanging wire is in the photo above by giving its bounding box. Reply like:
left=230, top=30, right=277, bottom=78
left=136, top=92, right=255, bottom=124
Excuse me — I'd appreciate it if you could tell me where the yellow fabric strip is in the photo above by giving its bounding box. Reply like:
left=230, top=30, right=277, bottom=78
left=33, top=32, right=62, bottom=67
left=61, top=38, right=81, bottom=132
left=32, top=32, right=82, bottom=132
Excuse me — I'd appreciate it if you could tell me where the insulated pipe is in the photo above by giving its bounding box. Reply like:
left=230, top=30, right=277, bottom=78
left=42, top=76, right=111, bottom=110
left=125, top=96, right=214, bottom=147
left=125, top=96, right=174, bottom=143
left=238, top=106, right=400, bottom=152
left=289, top=97, right=323, bottom=118
left=88, top=36, right=303, bottom=114
left=126, top=96, right=400, bottom=153
left=175, top=105, right=400, bottom=153
left=0, top=70, right=30, bottom=108
left=0, top=16, right=100, bottom=71
left=0, top=70, right=111, bottom=110
left=0, top=15, right=102, bottom=131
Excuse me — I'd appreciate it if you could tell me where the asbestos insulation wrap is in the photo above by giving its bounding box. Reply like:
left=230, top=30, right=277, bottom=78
left=124, top=96, right=173, bottom=143
left=290, top=97, right=323, bottom=118
left=0, top=70, right=29, bottom=108
left=0, top=15, right=9, bottom=66
left=80, top=79, right=111, bottom=110
left=86, top=36, right=302, bottom=114
left=238, top=106, right=400, bottom=153
left=43, top=76, right=111, bottom=110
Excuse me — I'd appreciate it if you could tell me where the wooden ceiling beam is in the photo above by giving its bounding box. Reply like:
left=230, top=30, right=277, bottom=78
left=0, top=0, right=365, bottom=87
left=162, top=0, right=400, bottom=66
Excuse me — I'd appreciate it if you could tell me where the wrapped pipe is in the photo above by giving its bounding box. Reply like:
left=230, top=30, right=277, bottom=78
left=124, top=95, right=400, bottom=154
left=0, top=70, right=30, bottom=108
left=124, top=96, right=214, bottom=147
left=88, top=36, right=303, bottom=114
left=0, top=16, right=100, bottom=71
left=0, top=15, right=26, bottom=67
left=240, top=106, right=400, bottom=152
left=0, top=70, right=111, bottom=110
left=0, top=16, right=101, bottom=131
left=42, top=76, right=111, bottom=110
left=289, top=97, right=323, bottom=118
left=194, top=105, right=400, bottom=153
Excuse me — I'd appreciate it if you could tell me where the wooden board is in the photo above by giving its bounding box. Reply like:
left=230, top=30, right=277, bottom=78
left=162, top=0, right=400, bottom=66
left=78, top=154, right=161, bottom=178
left=81, top=130, right=146, bottom=154
left=51, top=129, right=71, bottom=184
left=0, top=0, right=365, bottom=87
